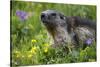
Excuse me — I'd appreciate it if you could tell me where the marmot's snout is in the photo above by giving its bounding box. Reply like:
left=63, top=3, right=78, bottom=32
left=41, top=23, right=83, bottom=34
left=41, top=12, right=48, bottom=23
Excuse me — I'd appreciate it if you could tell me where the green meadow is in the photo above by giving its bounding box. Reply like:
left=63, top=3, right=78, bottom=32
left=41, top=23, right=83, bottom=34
left=11, top=1, right=96, bottom=66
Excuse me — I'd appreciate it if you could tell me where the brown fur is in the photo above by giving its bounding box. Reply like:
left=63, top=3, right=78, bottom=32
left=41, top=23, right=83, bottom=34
left=41, top=10, right=96, bottom=48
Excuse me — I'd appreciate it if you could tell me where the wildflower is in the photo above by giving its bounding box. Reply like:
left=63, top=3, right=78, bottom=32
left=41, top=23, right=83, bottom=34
left=85, top=38, right=93, bottom=45
left=31, top=39, right=37, bottom=43
left=43, top=43, right=49, bottom=47
left=16, top=10, right=28, bottom=21
left=14, top=51, right=21, bottom=58
left=16, top=54, right=19, bottom=58
left=16, top=10, right=33, bottom=21
left=44, top=48, right=48, bottom=53
left=31, top=46, right=37, bottom=51
left=30, top=46, right=37, bottom=54
left=14, top=51, right=20, bottom=54
left=28, top=54, right=33, bottom=58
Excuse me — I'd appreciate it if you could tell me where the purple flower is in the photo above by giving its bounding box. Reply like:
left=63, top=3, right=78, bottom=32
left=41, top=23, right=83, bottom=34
left=16, top=10, right=28, bottom=21
left=85, top=38, right=93, bottom=45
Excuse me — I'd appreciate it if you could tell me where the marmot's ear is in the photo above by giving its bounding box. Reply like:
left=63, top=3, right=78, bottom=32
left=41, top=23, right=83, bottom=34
left=70, top=17, right=76, bottom=28
left=66, top=17, right=77, bottom=32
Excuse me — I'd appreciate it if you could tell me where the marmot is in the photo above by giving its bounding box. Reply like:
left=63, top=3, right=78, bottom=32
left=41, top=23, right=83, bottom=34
left=41, top=10, right=96, bottom=48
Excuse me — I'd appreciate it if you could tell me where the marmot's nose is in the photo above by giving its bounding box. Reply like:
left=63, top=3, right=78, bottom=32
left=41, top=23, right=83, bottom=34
left=41, top=13, right=48, bottom=20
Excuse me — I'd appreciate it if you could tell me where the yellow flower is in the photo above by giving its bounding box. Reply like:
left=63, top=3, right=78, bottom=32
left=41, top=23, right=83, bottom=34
left=14, top=50, right=21, bottom=58
left=44, top=43, right=49, bottom=47
left=15, top=51, right=20, bottom=54
left=30, top=46, right=37, bottom=54
left=16, top=54, right=20, bottom=58
left=31, top=46, right=37, bottom=51
left=31, top=39, right=37, bottom=43
left=44, top=48, right=48, bottom=53
left=28, top=54, right=33, bottom=58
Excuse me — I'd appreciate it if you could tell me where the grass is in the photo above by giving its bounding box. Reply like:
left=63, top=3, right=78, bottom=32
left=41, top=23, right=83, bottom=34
left=11, top=1, right=96, bottom=66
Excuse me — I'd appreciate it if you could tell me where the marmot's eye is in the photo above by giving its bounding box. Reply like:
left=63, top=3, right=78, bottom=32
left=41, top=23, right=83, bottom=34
left=51, top=13, right=56, bottom=16
left=60, top=16, right=64, bottom=19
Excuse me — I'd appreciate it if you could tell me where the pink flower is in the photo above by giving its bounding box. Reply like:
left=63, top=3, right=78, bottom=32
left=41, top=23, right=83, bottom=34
left=85, top=38, right=92, bottom=45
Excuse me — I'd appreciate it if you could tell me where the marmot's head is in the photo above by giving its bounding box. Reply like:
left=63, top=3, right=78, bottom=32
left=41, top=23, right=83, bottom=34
left=40, top=10, right=71, bottom=46
left=41, top=10, right=67, bottom=30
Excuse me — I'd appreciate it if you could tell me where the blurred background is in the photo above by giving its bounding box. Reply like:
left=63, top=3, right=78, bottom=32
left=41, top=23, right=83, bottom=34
left=11, top=1, right=96, bottom=66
